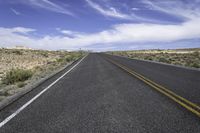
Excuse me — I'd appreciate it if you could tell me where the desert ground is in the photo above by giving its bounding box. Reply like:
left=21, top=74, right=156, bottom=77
left=0, top=48, right=84, bottom=101
left=107, top=48, right=200, bottom=69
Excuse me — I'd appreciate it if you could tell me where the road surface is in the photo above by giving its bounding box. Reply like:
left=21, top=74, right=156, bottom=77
left=0, top=53, right=199, bottom=133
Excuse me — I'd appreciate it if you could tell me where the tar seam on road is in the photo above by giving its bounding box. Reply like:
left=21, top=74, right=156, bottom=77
left=104, top=56, right=200, bottom=118
left=0, top=55, right=87, bottom=128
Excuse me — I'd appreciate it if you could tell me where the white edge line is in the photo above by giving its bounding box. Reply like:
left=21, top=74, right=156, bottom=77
left=0, top=55, right=87, bottom=128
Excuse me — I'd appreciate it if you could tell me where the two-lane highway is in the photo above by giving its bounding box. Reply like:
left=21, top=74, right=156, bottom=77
left=0, top=53, right=200, bottom=133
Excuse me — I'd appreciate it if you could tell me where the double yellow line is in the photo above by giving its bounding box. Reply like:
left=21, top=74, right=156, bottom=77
left=105, top=56, right=200, bottom=117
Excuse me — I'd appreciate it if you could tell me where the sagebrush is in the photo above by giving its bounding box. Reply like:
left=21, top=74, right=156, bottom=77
left=2, top=69, right=33, bottom=85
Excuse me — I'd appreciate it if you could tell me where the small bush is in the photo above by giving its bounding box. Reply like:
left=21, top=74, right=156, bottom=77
left=0, top=91, right=9, bottom=96
left=17, top=82, right=26, bottom=88
left=158, top=57, right=171, bottom=63
left=12, top=50, right=23, bottom=55
left=144, top=56, right=153, bottom=60
left=190, top=62, right=200, bottom=68
left=40, top=52, right=49, bottom=57
left=56, top=58, right=65, bottom=63
left=65, top=55, right=75, bottom=62
left=192, top=51, right=200, bottom=57
left=2, top=69, right=33, bottom=85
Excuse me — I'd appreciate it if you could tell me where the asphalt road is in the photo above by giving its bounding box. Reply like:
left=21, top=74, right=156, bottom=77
left=103, top=54, right=200, bottom=105
left=0, top=53, right=200, bottom=133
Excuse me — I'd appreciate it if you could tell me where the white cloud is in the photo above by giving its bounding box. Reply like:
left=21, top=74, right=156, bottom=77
left=10, top=8, right=21, bottom=15
left=61, top=30, right=75, bottom=35
left=0, top=27, right=36, bottom=48
left=1, top=17, right=200, bottom=50
left=60, top=30, right=81, bottom=36
left=0, top=27, right=35, bottom=34
left=131, top=8, right=139, bottom=11
left=21, top=0, right=74, bottom=16
left=13, top=27, right=36, bottom=34
left=56, top=28, right=85, bottom=38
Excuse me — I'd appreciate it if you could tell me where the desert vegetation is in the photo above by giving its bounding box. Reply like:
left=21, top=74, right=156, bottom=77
left=107, top=48, right=200, bottom=69
left=2, top=69, right=33, bottom=85
left=0, top=48, right=85, bottom=101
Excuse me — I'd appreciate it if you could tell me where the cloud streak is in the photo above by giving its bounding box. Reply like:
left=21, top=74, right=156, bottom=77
left=85, top=0, right=132, bottom=20
left=85, top=0, right=177, bottom=24
left=22, top=0, right=74, bottom=16
left=142, top=0, right=200, bottom=19
left=10, top=8, right=21, bottom=15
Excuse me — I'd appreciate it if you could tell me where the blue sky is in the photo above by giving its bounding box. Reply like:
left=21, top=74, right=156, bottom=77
left=0, top=0, right=200, bottom=51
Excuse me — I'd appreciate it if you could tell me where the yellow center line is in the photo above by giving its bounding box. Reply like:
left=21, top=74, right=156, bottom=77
left=104, top=57, right=200, bottom=117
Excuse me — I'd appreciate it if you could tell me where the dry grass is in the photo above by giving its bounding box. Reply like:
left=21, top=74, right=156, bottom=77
left=0, top=48, right=85, bottom=101
left=107, top=48, right=200, bottom=69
